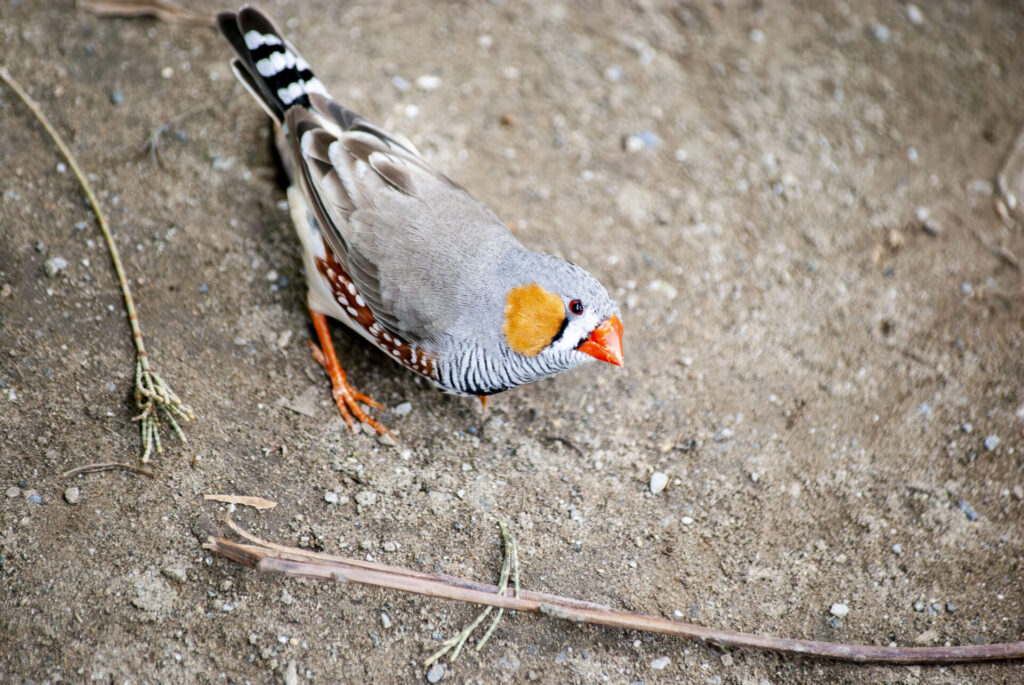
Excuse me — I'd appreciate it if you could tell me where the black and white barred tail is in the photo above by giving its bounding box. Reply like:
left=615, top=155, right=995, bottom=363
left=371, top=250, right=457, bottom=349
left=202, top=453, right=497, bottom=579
left=217, top=6, right=328, bottom=121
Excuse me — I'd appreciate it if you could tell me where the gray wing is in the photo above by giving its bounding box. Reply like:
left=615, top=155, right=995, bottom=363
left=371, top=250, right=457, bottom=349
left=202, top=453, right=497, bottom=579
left=284, top=97, right=519, bottom=346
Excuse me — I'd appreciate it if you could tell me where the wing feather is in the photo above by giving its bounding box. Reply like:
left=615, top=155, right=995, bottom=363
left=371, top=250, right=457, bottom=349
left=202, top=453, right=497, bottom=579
left=285, top=97, right=518, bottom=346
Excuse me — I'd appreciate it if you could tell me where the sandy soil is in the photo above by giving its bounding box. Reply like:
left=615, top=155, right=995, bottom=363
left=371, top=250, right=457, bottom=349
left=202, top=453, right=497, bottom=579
left=2, top=1, right=1023, bottom=683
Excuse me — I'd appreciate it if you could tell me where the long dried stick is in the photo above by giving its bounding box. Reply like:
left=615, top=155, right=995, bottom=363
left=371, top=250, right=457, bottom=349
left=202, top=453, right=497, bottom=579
left=204, top=518, right=1024, bottom=665
left=77, top=0, right=213, bottom=26
left=0, top=65, right=193, bottom=461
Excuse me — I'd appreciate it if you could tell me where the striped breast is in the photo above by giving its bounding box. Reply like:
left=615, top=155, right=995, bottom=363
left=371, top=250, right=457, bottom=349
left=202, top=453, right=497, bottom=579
left=313, top=250, right=439, bottom=383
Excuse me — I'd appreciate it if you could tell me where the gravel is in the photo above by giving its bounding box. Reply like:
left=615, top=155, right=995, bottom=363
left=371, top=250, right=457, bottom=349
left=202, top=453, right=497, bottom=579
left=43, top=257, right=68, bottom=277
left=324, top=491, right=340, bottom=504
left=63, top=487, right=81, bottom=505
left=984, top=434, right=1000, bottom=451
left=415, top=75, right=442, bottom=91
left=392, top=402, right=413, bottom=417
left=870, top=23, right=891, bottom=42
left=829, top=602, right=850, bottom=618
left=650, top=656, right=671, bottom=670
left=425, top=662, right=446, bottom=683
left=957, top=500, right=979, bottom=521
left=355, top=490, right=377, bottom=506
left=649, top=471, right=668, bottom=495
left=161, top=564, right=188, bottom=584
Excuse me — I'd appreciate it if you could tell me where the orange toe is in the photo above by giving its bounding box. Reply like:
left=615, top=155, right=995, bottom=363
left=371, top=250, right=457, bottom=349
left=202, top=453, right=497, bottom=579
left=307, top=308, right=393, bottom=439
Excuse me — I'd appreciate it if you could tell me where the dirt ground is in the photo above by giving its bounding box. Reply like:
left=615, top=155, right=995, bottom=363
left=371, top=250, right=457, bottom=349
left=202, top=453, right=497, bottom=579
left=2, top=0, right=1023, bottom=682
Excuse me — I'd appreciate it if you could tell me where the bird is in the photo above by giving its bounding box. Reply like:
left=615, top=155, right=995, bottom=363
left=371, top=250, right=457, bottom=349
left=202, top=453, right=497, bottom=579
left=217, top=6, right=623, bottom=436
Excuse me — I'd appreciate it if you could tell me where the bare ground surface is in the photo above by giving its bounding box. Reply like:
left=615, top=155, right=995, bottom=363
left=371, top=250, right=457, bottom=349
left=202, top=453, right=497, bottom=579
left=2, top=1, right=1023, bottom=683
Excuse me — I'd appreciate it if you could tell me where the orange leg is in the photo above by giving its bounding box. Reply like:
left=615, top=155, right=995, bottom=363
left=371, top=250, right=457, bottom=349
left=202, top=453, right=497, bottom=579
left=307, top=308, right=391, bottom=437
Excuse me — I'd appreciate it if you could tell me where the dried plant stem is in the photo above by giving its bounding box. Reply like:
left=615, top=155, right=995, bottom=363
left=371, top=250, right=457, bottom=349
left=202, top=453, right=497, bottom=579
left=204, top=516, right=1024, bottom=665
left=424, top=521, right=519, bottom=667
left=61, top=462, right=158, bottom=478
left=0, top=65, right=193, bottom=462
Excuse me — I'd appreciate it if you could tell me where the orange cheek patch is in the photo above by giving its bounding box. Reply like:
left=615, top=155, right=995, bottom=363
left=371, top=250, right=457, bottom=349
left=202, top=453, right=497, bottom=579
left=503, top=282, right=566, bottom=357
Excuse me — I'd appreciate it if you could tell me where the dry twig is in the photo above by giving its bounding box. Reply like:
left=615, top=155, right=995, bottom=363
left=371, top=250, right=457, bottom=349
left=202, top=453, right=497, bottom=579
left=203, top=494, right=277, bottom=510
left=204, top=516, right=1024, bottom=665
left=0, top=65, right=193, bottom=461
left=62, top=462, right=158, bottom=478
left=77, top=0, right=213, bottom=26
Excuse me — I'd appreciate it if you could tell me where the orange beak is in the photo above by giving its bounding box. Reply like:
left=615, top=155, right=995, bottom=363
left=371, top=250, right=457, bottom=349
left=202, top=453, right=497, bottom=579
left=577, top=315, right=624, bottom=367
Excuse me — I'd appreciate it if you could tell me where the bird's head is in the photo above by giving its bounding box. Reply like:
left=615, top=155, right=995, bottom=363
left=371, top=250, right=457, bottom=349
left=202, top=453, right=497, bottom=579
left=501, top=258, right=623, bottom=372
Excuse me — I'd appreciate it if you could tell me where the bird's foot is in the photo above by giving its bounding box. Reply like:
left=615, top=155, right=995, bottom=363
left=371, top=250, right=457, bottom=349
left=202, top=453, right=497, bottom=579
left=308, top=309, right=393, bottom=439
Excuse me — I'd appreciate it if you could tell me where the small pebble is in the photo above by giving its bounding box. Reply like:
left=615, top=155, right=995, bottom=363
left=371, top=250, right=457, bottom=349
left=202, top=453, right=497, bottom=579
left=984, top=434, right=1000, bottom=451
left=891, top=543, right=902, bottom=555
left=380, top=612, right=392, bottom=629
left=43, top=257, right=68, bottom=277
left=961, top=422, right=973, bottom=433
left=957, top=500, right=979, bottom=521
left=622, top=131, right=659, bottom=152
left=426, top=662, right=446, bottom=683
left=110, top=89, right=124, bottom=105
left=355, top=490, right=377, bottom=507
left=383, top=541, right=398, bottom=552
left=829, top=602, right=849, bottom=618
left=681, top=516, right=694, bottom=526
left=749, top=28, right=765, bottom=43
left=324, top=491, right=339, bottom=504
left=870, top=23, right=891, bottom=42
left=603, top=65, right=623, bottom=82
left=391, top=76, right=411, bottom=92
left=914, top=600, right=926, bottom=612
left=378, top=433, right=397, bottom=447
left=967, top=179, right=993, bottom=196
left=649, top=471, right=668, bottom=495
left=6, top=486, right=20, bottom=498
left=56, top=162, right=67, bottom=174
left=906, top=4, right=924, bottom=25
left=650, top=656, right=671, bottom=670
left=415, top=75, right=442, bottom=91
left=921, top=218, right=941, bottom=236
left=27, top=494, right=42, bottom=504
left=283, top=661, right=298, bottom=685
left=161, top=564, right=188, bottom=584
left=945, top=602, right=957, bottom=613
left=392, top=402, right=413, bottom=417
left=63, top=487, right=81, bottom=505
left=648, top=279, right=678, bottom=300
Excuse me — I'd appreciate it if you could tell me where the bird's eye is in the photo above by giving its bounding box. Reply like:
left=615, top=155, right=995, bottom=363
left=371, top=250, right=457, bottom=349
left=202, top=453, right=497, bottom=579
left=569, top=299, right=584, bottom=315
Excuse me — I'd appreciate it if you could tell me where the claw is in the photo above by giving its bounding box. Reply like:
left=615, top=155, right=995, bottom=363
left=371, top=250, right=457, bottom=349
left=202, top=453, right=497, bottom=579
left=308, top=309, right=394, bottom=439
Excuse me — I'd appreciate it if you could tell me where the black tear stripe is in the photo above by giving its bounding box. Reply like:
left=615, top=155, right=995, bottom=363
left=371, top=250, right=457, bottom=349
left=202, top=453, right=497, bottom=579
left=549, top=314, right=570, bottom=346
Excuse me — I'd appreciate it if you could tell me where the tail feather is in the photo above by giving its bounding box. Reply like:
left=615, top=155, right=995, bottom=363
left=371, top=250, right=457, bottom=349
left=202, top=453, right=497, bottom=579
left=217, top=6, right=327, bottom=121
